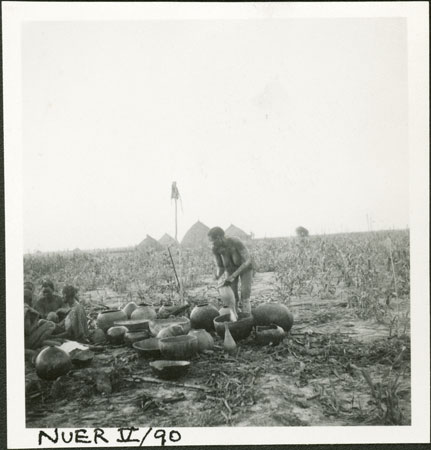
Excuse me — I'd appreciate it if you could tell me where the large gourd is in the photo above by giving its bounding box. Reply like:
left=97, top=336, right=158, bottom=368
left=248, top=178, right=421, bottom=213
left=35, top=346, right=72, bottom=380
left=253, top=302, right=294, bottom=332
left=219, top=286, right=237, bottom=316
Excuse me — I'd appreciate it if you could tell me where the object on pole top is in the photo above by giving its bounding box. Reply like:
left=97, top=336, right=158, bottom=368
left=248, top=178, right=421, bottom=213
left=171, top=182, right=180, bottom=200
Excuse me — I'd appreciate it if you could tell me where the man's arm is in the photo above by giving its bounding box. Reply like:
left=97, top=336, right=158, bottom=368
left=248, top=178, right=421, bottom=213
left=226, top=242, right=252, bottom=281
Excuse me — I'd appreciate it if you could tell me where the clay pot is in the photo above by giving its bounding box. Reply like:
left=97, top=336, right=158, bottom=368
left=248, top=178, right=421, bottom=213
left=219, top=306, right=238, bottom=322
left=124, top=330, right=151, bottom=346
left=107, top=326, right=128, bottom=345
left=133, top=338, right=161, bottom=359
left=188, top=329, right=214, bottom=352
left=150, top=360, right=190, bottom=380
left=150, top=317, right=190, bottom=336
left=113, top=319, right=150, bottom=332
left=190, top=303, right=219, bottom=331
left=255, top=324, right=285, bottom=346
left=92, top=328, right=106, bottom=344
left=122, top=302, right=138, bottom=319
left=96, top=309, right=127, bottom=332
left=159, top=335, right=198, bottom=360
left=253, top=303, right=294, bottom=332
left=157, top=324, right=185, bottom=340
left=157, top=303, right=174, bottom=319
left=70, top=349, right=95, bottom=367
left=35, top=346, right=72, bottom=380
left=130, top=303, right=157, bottom=321
left=213, top=313, right=254, bottom=341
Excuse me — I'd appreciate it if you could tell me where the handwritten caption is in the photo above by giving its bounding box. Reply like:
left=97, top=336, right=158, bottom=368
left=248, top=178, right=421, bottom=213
left=39, top=427, right=181, bottom=446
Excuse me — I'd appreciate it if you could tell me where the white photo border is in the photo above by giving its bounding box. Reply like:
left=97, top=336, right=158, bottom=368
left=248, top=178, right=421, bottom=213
left=3, top=1, right=429, bottom=448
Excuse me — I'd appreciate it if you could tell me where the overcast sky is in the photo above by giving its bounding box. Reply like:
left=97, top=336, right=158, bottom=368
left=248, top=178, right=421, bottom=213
left=22, top=18, right=408, bottom=252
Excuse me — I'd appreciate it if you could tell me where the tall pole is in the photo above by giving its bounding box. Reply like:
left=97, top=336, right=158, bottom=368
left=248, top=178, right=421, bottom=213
left=175, top=198, right=178, bottom=242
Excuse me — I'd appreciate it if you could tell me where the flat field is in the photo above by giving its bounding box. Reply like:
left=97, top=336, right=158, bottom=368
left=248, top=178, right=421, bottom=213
left=24, top=230, right=410, bottom=427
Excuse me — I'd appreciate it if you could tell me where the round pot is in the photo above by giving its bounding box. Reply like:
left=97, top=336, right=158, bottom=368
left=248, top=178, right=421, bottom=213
left=107, top=326, right=128, bottom=345
left=150, top=317, right=190, bottom=336
left=97, top=309, right=127, bottom=332
left=213, top=313, right=254, bottom=341
left=92, top=328, right=106, bottom=344
left=157, top=324, right=185, bottom=340
left=114, top=319, right=150, bottom=332
left=70, top=349, right=95, bottom=367
left=124, top=330, right=151, bottom=346
left=188, top=329, right=214, bottom=352
left=255, top=324, right=285, bottom=346
left=150, top=360, right=190, bottom=380
left=159, top=335, right=198, bottom=360
left=122, top=302, right=138, bottom=319
left=252, top=303, right=294, bottom=332
left=190, top=303, right=219, bottom=331
left=157, top=303, right=174, bottom=319
left=130, top=303, right=157, bottom=321
left=35, top=346, right=72, bottom=380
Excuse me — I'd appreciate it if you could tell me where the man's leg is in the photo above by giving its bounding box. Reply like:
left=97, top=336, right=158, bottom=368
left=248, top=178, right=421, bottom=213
left=239, top=270, right=253, bottom=314
left=230, top=276, right=240, bottom=310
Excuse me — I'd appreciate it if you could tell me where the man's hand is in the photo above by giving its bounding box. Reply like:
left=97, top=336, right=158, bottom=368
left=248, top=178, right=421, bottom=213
left=225, top=275, right=236, bottom=284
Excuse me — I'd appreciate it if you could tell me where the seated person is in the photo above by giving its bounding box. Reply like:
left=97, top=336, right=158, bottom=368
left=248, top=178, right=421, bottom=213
left=53, top=285, right=89, bottom=342
left=24, top=288, right=33, bottom=306
left=33, top=279, right=64, bottom=318
left=24, top=303, right=56, bottom=350
left=24, top=281, right=35, bottom=306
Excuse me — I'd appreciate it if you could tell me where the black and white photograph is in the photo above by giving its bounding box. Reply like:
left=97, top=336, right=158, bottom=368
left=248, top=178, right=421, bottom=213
left=2, top=1, right=429, bottom=448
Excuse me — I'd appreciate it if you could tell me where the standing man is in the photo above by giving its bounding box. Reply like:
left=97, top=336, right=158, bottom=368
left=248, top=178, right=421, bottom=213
left=208, top=227, right=253, bottom=315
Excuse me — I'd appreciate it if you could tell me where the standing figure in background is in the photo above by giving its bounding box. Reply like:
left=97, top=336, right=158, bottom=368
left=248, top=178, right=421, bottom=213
left=208, top=227, right=254, bottom=315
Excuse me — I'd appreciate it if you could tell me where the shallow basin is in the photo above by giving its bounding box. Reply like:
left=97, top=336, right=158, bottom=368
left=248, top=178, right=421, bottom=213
left=149, top=360, right=190, bottom=380
left=133, top=338, right=161, bottom=358
left=213, top=313, right=254, bottom=341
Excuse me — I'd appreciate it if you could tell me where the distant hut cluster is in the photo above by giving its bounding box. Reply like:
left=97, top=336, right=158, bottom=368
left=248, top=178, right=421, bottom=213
left=225, top=224, right=252, bottom=241
left=137, top=235, right=163, bottom=251
left=137, top=222, right=251, bottom=251
left=158, top=233, right=178, bottom=248
left=181, top=221, right=210, bottom=248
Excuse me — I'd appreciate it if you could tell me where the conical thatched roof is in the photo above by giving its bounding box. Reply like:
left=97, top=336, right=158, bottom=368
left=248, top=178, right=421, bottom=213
left=138, top=234, right=163, bottom=251
left=225, top=224, right=251, bottom=240
left=159, top=233, right=178, bottom=247
left=181, top=221, right=210, bottom=248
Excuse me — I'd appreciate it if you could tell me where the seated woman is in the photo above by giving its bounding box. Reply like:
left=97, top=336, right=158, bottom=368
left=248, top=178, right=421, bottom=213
left=53, top=285, right=89, bottom=342
left=33, top=279, right=64, bottom=318
left=24, top=303, right=56, bottom=351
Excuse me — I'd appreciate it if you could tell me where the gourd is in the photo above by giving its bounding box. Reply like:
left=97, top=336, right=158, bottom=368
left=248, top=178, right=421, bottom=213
left=35, top=346, right=72, bottom=380
left=157, top=324, right=184, bottom=340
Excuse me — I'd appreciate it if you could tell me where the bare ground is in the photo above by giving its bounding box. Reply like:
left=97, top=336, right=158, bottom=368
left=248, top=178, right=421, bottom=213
left=26, top=272, right=411, bottom=427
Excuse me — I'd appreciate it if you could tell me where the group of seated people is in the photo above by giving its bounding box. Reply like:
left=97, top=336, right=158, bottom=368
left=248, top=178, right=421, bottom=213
left=24, top=279, right=89, bottom=352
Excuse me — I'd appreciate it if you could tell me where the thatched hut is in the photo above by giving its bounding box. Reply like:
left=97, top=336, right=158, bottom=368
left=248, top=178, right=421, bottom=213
left=225, top=224, right=252, bottom=241
left=181, top=221, right=210, bottom=248
left=137, top=234, right=163, bottom=251
left=159, top=233, right=178, bottom=247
